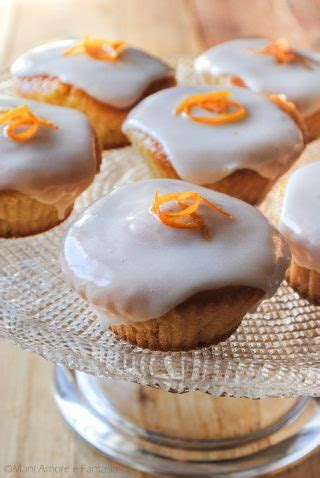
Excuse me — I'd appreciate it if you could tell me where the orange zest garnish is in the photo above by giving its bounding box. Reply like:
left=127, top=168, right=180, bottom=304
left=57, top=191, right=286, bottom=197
left=231, top=76, right=247, bottom=87
left=251, top=39, right=313, bottom=69
left=174, top=90, right=246, bottom=125
left=0, top=105, right=59, bottom=142
left=151, top=189, right=233, bottom=231
left=267, top=93, right=308, bottom=143
left=64, top=36, right=126, bottom=62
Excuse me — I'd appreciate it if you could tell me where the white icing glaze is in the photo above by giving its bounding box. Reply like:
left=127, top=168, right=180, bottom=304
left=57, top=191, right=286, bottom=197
left=11, top=40, right=174, bottom=109
left=0, top=96, right=98, bottom=219
left=61, top=179, right=290, bottom=324
left=280, top=162, right=320, bottom=273
left=194, top=38, right=320, bottom=116
left=123, top=85, right=303, bottom=183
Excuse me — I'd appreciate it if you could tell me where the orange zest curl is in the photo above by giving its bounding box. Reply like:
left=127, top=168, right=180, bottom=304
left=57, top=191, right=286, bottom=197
left=174, top=90, right=246, bottom=125
left=0, top=105, right=59, bottom=142
left=64, top=36, right=126, bottom=62
left=230, top=76, right=247, bottom=87
left=252, top=39, right=312, bottom=69
left=151, top=189, right=234, bottom=230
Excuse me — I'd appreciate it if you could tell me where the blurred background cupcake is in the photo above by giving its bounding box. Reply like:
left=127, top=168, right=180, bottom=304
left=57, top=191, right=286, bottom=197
left=195, top=38, right=320, bottom=140
left=11, top=38, right=175, bottom=149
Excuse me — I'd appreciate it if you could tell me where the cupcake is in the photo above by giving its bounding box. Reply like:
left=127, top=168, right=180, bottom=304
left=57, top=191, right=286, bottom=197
left=60, top=179, right=290, bottom=351
left=11, top=38, right=176, bottom=149
left=122, top=86, right=305, bottom=205
left=0, top=97, right=100, bottom=237
left=194, top=38, right=320, bottom=139
left=272, top=161, right=320, bottom=304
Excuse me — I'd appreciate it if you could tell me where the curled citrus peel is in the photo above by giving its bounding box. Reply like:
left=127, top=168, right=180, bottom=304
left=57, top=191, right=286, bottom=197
left=252, top=39, right=313, bottom=69
left=230, top=76, right=247, bottom=87
left=267, top=94, right=308, bottom=143
left=0, top=105, right=58, bottom=142
left=151, top=189, right=233, bottom=230
left=174, top=90, right=246, bottom=125
left=64, top=36, right=126, bottom=62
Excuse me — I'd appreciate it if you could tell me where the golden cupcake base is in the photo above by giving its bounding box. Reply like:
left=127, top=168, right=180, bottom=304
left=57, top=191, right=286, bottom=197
left=286, top=258, right=320, bottom=305
left=111, top=286, right=264, bottom=351
left=0, top=190, right=72, bottom=238
left=126, top=128, right=274, bottom=205
left=14, top=75, right=176, bottom=149
left=305, top=109, right=320, bottom=140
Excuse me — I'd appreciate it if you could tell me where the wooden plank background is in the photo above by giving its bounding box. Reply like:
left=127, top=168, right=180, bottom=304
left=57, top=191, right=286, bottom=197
left=0, top=0, right=319, bottom=476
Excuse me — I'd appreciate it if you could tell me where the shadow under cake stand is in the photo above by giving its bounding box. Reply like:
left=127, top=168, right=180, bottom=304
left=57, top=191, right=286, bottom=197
left=0, top=69, right=319, bottom=477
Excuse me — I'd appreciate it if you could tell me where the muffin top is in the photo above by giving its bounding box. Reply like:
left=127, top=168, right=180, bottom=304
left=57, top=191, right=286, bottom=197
left=280, top=162, right=320, bottom=273
left=61, top=179, right=290, bottom=323
left=123, top=85, right=304, bottom=184
left=0, top=96, right=98, bottom=219
left=11, top=39, right=174, bottom=109
left=194, top=38, right=320, bottom=116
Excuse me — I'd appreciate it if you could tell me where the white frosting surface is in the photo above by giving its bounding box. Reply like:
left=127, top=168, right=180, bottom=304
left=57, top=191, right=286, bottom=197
left=11, top=40, right=173, bottom=109
left=61, top=179, right=290, bottom=323
left=0, top=96, right=98, bottom=218
left=280, top=162, right=320, bottom=272
left=123, top=85, right=303, bottom=183
left=194, top=38, right=320, bottom=116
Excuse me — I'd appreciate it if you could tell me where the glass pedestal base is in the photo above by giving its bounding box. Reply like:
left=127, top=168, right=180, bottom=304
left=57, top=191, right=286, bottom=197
left=54, top=366, right=320, bottom=477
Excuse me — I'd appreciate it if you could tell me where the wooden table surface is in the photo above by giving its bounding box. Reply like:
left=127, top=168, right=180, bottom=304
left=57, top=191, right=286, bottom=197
left=0, top=1, right=319, bottom=477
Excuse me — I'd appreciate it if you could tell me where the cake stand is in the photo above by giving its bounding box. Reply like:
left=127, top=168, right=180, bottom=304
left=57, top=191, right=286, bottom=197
left=0, top=66, right=319, bottom=477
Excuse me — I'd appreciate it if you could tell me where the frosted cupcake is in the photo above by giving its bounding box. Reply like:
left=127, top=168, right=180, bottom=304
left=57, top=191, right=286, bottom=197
left=61, top=179, right=290, bottom=351
left=0, top=97, right=100, bottom=237
left=195, top=38, right=320, bottom=139
left=272, top=161, right=320, bottom=304
left=123, top=85, right=305, bottom=205
left=11, top=37, right=175, bottom=149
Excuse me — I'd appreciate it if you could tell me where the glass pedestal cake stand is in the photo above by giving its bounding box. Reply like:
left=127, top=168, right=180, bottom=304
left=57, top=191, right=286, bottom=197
left=0, top=68, right=319, bottom=477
